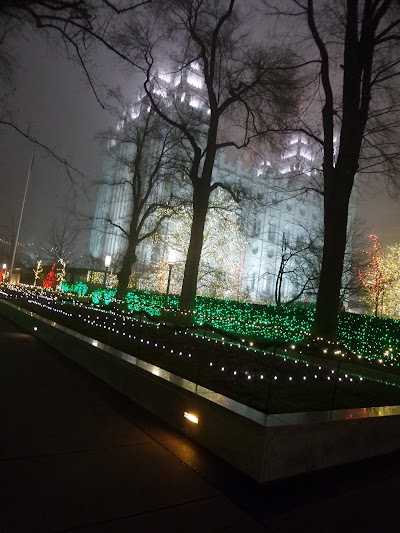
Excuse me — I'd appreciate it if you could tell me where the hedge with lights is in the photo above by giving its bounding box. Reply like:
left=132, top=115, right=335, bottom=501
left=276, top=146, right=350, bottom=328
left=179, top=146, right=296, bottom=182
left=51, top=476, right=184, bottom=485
left=125, top=290, right=179, bottom=316
left=337, top=312, right=400, bottom=361
left=4, top=285, right=400, bottom=413
left=61, top=281, right=89, bottom=297
left=91, top=287, right=117, bottom=305
left=122, top=289, right=400, bottom=360
left=57, top=280, right=400, bottom=362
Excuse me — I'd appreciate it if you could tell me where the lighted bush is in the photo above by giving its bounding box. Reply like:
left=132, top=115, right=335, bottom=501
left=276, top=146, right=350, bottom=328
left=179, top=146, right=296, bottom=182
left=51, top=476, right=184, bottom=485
left=73, top=282, right=88, bottom=296
left=125, top=290, right=179, bottom=316
left=91, top=288, right=117, bottom=305
left=194, top=297, right=400, bottom=358
left=193, top=296, right=314, bottom=342
left=61, top=281, right=89, bottom=297
left=123, top=289, right=400, bottom=360
left=337, top=312, right=400, bottom=360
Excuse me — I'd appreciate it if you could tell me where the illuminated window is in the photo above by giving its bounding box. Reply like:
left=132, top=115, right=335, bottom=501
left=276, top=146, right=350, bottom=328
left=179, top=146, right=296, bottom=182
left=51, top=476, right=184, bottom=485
left=187, top=72, right=204, bottom=89
left=251, top=243, right=259, bottom=255
left=268, top=224, right=276, bottom=243
left=189, top=96, right=201, bottom=108
left=299, top=145, right=312, bottom=161
left=130, top=108, right=139, bottom=120
left=154, top=86, right=167, bottom=97
left=159, top=72, right=171, bottom=83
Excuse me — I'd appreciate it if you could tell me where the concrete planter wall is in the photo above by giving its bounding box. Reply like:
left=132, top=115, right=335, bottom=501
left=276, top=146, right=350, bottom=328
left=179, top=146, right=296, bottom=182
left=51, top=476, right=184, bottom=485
left=2, top=298, right=400, bottom=483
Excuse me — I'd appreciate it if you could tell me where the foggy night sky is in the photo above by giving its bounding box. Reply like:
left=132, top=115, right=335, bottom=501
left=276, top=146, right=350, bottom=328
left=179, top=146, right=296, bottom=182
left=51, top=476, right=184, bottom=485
left=0, top=27, right=399, bottom=264
left=0, top=31, right=121, bottom=257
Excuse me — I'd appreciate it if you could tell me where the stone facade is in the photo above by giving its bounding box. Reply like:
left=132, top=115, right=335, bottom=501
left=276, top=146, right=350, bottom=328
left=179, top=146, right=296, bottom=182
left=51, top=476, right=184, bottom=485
left=89, top=65, right=324, bottom=302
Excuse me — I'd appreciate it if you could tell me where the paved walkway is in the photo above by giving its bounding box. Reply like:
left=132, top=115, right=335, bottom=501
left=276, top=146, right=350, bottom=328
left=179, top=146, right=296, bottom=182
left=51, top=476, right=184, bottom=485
left=0, top=316, right=263, bottom=532
left=1, top=314, right=400, bottom=532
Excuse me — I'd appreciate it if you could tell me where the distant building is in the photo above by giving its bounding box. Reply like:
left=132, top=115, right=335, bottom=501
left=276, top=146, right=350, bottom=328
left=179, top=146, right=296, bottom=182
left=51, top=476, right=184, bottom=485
left=89, top=64, right=325, bottom=303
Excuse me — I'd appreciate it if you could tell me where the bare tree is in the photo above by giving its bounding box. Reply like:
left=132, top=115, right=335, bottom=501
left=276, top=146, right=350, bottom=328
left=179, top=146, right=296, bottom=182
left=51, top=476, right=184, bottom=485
left=116, top=0, right=300, bottom=313
left=0, top=1, right=150, bottom=177
left=264, top=215, right=369, bottom=309
left=151, top=189, right=247, bottom=300
left=42, top=213, right=78, bottom=265
left=273, top=231, right=320, bottom=306
left=96, top=100, right=184, bottom=300
left=265, top=0, right=400, bottom=339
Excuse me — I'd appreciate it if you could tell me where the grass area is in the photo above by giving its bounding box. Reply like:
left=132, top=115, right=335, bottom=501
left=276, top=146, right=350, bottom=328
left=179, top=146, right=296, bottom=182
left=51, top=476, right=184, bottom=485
left=4, top=285, right=400, bottom=414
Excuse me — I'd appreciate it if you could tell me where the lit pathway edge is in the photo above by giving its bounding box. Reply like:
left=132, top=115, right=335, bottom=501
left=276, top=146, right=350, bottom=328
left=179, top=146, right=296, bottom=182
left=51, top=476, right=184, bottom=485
left=2, top=297, right=400, bottom=427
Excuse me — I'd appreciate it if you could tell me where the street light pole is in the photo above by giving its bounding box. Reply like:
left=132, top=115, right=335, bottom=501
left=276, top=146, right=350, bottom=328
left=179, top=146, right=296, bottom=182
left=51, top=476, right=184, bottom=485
left=10, top=144, right=36, bottom=282
left=104, top=255, right=112, bottom=287
left=166, top=263, right=173, bottom=302
left=381, top=284, right=386, bottom=317
left=165, top=249, right=177, bottom=308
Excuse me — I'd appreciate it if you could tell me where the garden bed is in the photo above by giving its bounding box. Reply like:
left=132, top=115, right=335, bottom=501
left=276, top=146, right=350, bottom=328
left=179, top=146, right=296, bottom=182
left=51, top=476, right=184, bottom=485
left=2, top=286, right=400, bottom=414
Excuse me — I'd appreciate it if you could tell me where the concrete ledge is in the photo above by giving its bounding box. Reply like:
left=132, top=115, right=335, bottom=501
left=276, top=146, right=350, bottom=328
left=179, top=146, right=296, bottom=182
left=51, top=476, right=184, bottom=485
left=2, top=298, right=400, bottom=483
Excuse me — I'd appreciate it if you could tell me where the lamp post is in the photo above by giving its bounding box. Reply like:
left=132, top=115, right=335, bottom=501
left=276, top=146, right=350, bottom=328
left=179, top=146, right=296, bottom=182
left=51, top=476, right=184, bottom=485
left=165, top=249, right=177, bottom=308
left=104, top=255, right=112, bottom=287
left=381, top=283, right=386, bottom=317
left=1, top=263, right=6, bottom=284
left=10, top=141, right=36, bottom=283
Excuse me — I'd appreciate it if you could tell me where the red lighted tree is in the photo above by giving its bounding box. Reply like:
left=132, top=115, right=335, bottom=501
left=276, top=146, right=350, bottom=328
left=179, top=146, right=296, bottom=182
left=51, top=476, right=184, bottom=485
left=42, top=264, right=56, bottom=289
left=358, top=235, right=387, bottom=317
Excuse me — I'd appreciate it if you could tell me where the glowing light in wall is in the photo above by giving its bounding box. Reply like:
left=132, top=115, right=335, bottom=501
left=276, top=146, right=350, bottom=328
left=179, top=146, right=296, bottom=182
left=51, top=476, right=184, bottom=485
left=184, top=412, right=199, bottom=424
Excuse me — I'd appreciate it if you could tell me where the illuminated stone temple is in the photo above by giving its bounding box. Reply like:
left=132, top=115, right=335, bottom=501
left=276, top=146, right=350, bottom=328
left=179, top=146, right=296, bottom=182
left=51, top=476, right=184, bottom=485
left=89, top=64, right=324, bottom=303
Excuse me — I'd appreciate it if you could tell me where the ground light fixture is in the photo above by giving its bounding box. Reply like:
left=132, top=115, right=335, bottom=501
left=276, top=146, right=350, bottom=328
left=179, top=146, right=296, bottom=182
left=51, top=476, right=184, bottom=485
left=184, top=411, right=199, bottom=424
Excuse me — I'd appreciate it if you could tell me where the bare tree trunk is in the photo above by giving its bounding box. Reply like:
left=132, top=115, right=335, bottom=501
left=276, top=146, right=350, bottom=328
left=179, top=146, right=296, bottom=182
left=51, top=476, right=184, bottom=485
left=116, top=239, right=138, bottom=301
left=179, top=184, right=210, bottom=312
left=312, top=169, right=353, bottom=339
left=179, top=132, right=217, bottom=313
left=275, top=258, right=284, bottom=307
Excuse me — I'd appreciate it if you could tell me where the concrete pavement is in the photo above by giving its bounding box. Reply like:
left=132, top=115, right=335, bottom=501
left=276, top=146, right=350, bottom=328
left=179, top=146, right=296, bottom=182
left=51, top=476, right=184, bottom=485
left=0, top=316, right=262, bottom=532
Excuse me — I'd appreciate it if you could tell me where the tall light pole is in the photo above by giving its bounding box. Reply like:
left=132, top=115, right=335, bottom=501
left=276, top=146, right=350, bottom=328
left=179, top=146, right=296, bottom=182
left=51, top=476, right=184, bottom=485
left=104, top=255, right=112, bottom=287
left=165, top=249, right=177, bottom=308
left=381, top=283, right=387, bottom=317
left=10, top=144, right=36, bottom=283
